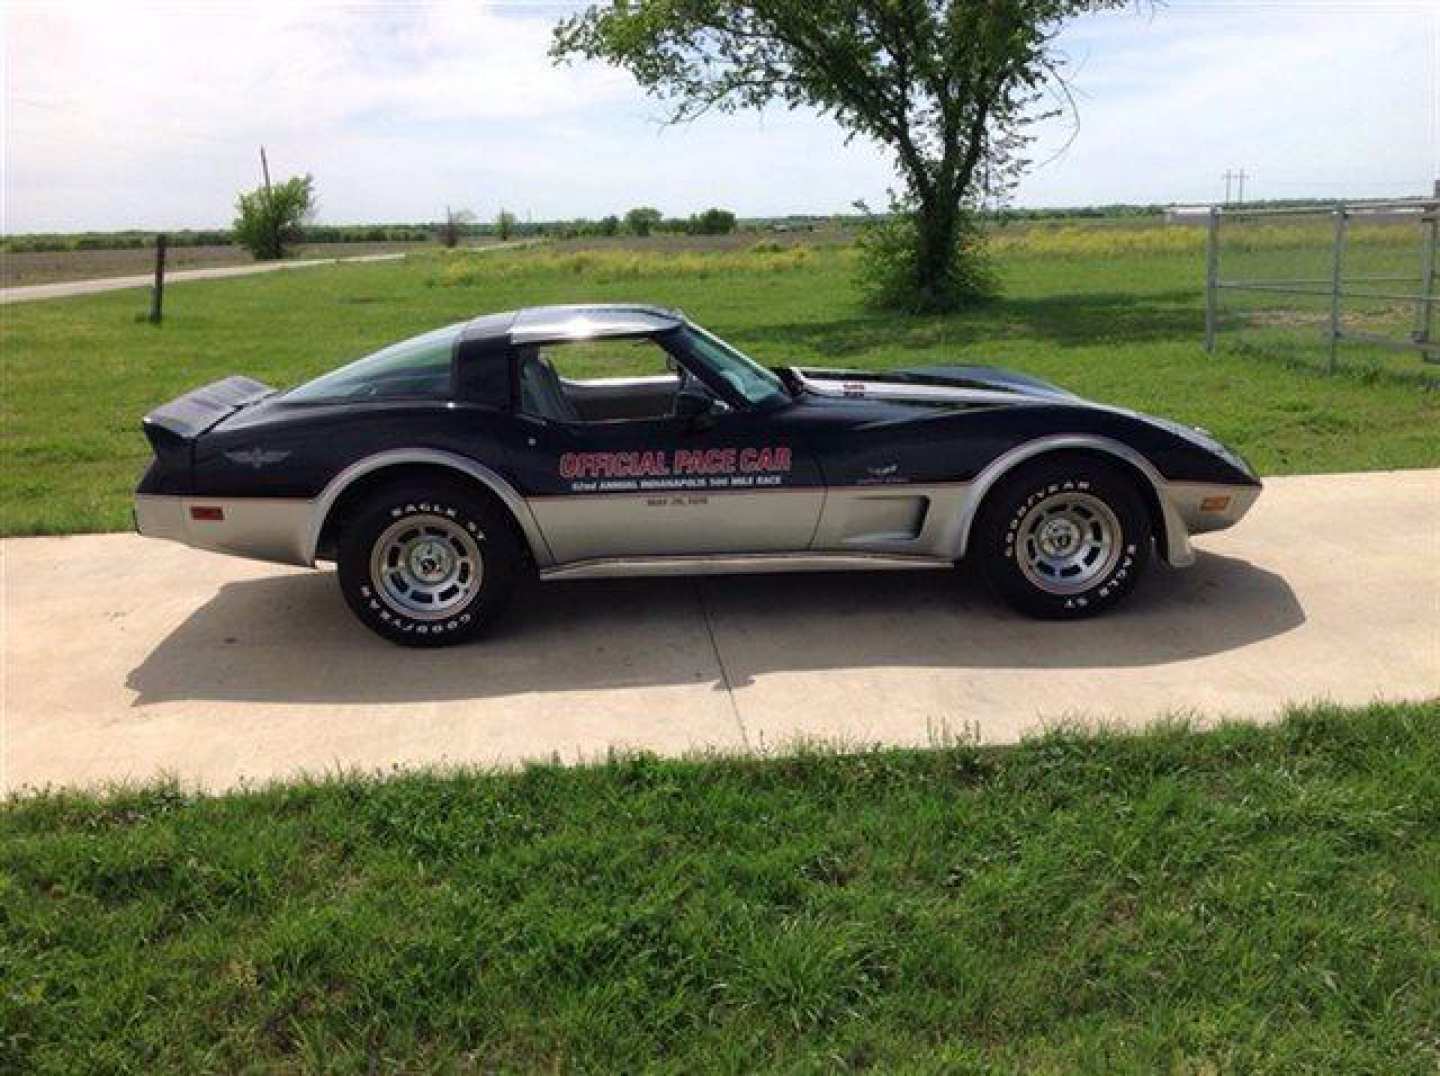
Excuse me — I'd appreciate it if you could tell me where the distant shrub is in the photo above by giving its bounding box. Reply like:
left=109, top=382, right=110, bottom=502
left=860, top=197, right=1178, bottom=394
left=984, top=220, right=1417, bottom=259
left=233, top=174, right=316, bottom=260
left=749, top=239, right=785, bottom=254
left=429, top=245, right=812, bottom=287
left=855, top=210, right=996, bottom=312
left=436, top=208, right=475, bottom=249
left=4, top=237, right=70, bottom=253
left=689, top=208, right=736, bottom=235
left=624, top=206, right=662, bottom=237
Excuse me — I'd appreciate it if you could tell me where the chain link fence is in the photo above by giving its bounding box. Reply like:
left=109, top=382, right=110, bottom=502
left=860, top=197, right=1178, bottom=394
left=1203, top=198, right=1438, bottom=376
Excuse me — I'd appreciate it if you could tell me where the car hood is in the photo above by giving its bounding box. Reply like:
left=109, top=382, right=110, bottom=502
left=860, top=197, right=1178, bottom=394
left=789, top=364, right=1077, bottom=407
left=786, top=363, right=1258, bottom=484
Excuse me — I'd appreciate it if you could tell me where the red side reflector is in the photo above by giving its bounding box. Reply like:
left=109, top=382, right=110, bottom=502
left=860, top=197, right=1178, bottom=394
left=1199, top=495, right=1231, bottom=513
left=190, top=506, right=225, bottom=521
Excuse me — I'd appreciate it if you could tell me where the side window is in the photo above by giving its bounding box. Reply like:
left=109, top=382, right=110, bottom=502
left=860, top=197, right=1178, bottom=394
left=518, top=337, right=687, bottom=423
left=541, top=337, right=675, bottom=380
left=287, top=323, right=461, bottom=402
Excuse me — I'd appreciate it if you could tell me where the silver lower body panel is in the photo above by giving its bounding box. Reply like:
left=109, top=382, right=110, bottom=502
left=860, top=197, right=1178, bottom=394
left=539, top=552, right=953, bottom=581
left=133, top=477, right=1259, bottom=578
left=527, top=488, right=825, bottom=562
left=134, top=494, right=313, bottom=566
left=1165, top=481, right=1263, bottom=536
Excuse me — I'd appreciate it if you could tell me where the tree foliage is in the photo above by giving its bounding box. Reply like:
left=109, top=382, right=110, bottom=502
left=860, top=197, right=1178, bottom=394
left=232, top=175, right=316, bottom=261
left=496, top=209, right=518, bottom=241
left=552, top=1, right=1128, bottom=310
left=689, top=207, right=736, bottom=235
left=624, top=206, right=663, bottom=236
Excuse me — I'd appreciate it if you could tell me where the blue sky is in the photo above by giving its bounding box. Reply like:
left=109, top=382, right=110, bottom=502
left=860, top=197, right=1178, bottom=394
left=3, top=0, right=1437, bottom=232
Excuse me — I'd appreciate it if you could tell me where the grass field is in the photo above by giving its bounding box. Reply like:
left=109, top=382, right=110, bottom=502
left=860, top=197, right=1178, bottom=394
left=4, top=700, right=1437, bottom=1073
left=2, top=234, right=1436, bottom=535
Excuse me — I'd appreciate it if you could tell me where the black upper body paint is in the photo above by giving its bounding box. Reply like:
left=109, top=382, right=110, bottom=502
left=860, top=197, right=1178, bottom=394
left=137, top=307, right=1259, bottom=501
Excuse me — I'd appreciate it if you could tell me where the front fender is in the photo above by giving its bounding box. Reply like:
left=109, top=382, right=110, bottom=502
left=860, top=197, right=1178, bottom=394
left=947, top=434, right=1197, bottom=568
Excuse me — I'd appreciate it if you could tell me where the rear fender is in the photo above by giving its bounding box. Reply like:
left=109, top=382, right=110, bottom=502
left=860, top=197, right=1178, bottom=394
left=305, top=448, right=555, bottom=567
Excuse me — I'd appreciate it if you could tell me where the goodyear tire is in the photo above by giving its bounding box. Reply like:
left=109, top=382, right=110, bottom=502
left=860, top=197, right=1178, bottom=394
left=337, top=480, right=520, bottom=646
left=972, top=456, right=1152, bottom=619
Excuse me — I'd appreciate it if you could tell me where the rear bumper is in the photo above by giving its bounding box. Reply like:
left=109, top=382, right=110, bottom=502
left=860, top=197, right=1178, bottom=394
left=134, top=494, right=313, bottom=567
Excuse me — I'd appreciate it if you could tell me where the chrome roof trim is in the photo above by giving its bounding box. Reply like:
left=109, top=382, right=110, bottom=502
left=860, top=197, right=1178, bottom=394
left=510, top=304, right=683, bottom=345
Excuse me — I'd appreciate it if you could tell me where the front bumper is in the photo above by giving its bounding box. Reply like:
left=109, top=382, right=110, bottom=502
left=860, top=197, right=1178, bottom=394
left=1165, top=480, right=1263, bottom=536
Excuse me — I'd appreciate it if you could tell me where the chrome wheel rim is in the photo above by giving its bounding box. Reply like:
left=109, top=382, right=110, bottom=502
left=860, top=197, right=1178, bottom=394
left=369, top=514, right=483, bottom=620
left=1015, top=490, right=1121, bottom=595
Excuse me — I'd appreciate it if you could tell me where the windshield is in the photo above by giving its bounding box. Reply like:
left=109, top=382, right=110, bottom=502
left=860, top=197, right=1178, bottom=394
left=672, top=324, right=789, bottom=408
left=286, top=323, right=463, bottom=402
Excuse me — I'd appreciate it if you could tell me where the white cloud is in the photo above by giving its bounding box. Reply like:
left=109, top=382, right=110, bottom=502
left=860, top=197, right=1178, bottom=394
left=1019, top=4, right=1437, bottom=206
left=2, top=0, right=1436, bottom=231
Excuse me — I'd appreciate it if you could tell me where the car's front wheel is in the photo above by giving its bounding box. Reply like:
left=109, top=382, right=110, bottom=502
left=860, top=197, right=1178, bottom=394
left=971, top=455, right=1152, bottom=619
left=337, top=480, right=520, bottom=646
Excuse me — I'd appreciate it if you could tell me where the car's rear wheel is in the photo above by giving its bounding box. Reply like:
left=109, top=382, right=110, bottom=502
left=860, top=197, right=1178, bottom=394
left=971, top=455, right=1152, bottom=619
left=337, top=480, right=520, bottom=646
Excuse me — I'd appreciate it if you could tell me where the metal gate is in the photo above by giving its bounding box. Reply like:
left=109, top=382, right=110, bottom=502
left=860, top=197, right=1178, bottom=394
left=1204, top=196, right=1439, bottom=372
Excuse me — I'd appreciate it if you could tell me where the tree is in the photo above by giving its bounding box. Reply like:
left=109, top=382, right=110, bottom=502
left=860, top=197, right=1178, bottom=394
left=689, top=207, right=736, bottom=235
left=496, top=209, right=518, bottom=241
left=624, top=206, right=663, bottom=236
left=552, top=1, right=1126, bottom=311
left=438, top=206, right=475, bottom=248
left=233, top=174, right=315, bottom=261
left=599, top=214, right=621, bottom=236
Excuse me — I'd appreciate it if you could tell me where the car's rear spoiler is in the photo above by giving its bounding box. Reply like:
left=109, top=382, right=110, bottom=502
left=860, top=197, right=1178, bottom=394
left=141, top=376, right=274, bottom=464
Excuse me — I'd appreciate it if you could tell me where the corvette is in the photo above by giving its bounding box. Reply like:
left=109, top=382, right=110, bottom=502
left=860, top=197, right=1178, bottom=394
left=135, top=304, right=1261, bottom=646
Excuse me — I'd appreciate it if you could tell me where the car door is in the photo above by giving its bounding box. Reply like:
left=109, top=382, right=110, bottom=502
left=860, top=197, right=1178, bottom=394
left=502, top=336, right=824, bottom=563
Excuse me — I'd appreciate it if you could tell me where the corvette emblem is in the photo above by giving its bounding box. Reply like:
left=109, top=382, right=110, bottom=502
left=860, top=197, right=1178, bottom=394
left=226, top=447, right=290, bottom=469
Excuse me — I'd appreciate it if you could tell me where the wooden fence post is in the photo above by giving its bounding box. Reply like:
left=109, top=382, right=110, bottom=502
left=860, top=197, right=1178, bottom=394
left=149, top=233, right=167, bottom=324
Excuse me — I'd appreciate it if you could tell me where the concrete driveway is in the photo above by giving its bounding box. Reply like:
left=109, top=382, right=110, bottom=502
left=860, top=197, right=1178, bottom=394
left=3, top=469, right=1437, bottom=792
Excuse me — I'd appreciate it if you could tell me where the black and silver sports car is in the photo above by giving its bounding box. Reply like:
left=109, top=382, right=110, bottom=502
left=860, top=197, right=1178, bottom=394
left=135, top=304, right=1261, bottom=645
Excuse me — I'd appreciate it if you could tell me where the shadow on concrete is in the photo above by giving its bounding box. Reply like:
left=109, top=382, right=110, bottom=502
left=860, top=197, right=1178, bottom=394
left=127, top=552, right=1304, bottom=707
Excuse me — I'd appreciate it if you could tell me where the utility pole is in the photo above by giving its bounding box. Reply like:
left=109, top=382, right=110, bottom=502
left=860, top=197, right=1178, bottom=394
left=1223, top=170, right=1233, bottom=205
left=259, top=145, right=284, bottom=259
left=1236, top=169, right=1247, bottom=205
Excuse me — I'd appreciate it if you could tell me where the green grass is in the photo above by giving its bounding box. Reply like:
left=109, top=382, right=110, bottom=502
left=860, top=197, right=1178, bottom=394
left=2, top=242, right=1436, bottom=535
left=4, top=700, right=1437, bottom=1072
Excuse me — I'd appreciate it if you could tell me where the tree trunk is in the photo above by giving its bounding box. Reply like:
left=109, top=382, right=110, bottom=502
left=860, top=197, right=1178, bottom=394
left=912, top=195, right=959, bottom=311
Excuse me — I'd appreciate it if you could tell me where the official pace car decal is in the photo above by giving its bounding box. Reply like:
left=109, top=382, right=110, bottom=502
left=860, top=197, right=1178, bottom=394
left=558, top=446, right=792, bottom=493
